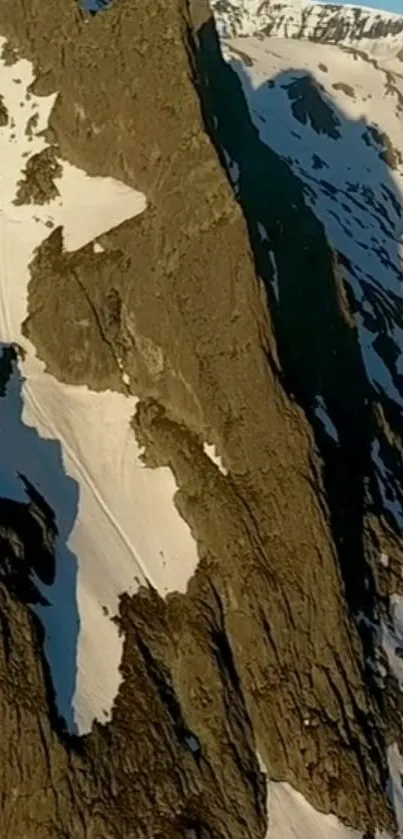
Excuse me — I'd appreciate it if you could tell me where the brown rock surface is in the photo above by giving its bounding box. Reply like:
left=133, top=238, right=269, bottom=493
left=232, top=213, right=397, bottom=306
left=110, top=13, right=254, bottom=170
left=0, top=0, right=399, bottom=836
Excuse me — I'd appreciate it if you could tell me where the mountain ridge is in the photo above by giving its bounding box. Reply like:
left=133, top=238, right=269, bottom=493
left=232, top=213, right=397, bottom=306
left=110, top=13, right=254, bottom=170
left=212, top=0, right=403, bottom=56
left=0, top=0, right=402, bottom=836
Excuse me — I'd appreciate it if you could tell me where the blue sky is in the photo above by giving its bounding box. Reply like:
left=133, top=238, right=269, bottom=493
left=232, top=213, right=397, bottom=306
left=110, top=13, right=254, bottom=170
left=336, top=0, right=403, bottom=11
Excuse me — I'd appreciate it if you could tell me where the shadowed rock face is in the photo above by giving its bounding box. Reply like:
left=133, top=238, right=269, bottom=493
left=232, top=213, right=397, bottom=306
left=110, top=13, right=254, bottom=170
left=0, top=1, right=400, bottom=837
left=0, top=347, right=57, bottom=602
left=284, top=74, right=342, bottom=138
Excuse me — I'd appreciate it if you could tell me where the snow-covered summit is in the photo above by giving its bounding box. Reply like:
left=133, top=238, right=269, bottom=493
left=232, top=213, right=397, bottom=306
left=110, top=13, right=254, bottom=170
left=212, top=0, right=403, bottom=57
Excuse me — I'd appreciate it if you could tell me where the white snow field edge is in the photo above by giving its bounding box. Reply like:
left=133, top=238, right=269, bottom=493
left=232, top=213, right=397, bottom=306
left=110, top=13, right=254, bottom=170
left=261, top=752, right=403, bottom=837
left=257, top=754, right=392, bottom=838
left=0, top=39, right=200, bottom=734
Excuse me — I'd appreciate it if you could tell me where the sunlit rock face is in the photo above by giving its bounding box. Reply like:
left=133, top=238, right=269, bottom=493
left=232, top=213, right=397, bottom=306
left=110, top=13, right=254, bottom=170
left=211, top=0, right=403, bottom=57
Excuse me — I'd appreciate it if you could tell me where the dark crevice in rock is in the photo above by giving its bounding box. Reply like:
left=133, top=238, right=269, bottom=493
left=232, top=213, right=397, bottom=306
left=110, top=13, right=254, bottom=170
left=188, top=11, right=379, bottom=642
left=130, top=394, right=389, bottom=830
left=187, top=9, right=397, bottom=828
left=135, top=631, right=202, bottom=759
left=0, top=344, right=19, bottom=396
left=0, top=459, right=57, bottom=606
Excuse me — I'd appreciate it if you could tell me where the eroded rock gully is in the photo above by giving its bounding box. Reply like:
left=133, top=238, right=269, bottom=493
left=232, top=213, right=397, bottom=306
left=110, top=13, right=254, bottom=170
left=0, top=0, right=399, bottom=836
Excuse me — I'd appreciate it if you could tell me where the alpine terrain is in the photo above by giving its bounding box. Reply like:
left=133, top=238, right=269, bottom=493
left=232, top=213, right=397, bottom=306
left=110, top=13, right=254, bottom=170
left=1, top=0, right=403, bottom=836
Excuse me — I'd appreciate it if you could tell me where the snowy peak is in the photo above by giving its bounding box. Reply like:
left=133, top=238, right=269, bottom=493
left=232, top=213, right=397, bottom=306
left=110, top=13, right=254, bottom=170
left=212, top=0, right=403, bottom=57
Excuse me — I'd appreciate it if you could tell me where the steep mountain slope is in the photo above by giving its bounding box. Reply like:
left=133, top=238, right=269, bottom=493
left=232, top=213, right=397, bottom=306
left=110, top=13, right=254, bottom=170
left=212, top=0, right=403, bottom=56
left=208, top=1, right=403, bottom=833
left=217, top=34, right=403, bottom=463
left=0, top=37, right=202, bottom=735
left=0, top=0, right=402, bottom=837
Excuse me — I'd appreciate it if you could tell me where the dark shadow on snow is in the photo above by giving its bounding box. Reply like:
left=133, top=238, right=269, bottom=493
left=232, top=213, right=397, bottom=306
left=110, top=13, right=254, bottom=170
left=79, top=0, right=113, bottom=16
left=189, top=15, right=403, bottom=748
left=0, top=344, right=80, bottom=734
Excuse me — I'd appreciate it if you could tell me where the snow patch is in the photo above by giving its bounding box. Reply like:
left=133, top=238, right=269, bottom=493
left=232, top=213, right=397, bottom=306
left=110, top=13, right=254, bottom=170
left=380, top=552, right=389, bottom=568
left=257, top=754, right=363, bottom=838
left=204, top=442, right=228, bottom=475
left=213, top=0, right=403, bottom=59
left=222, top=146, right=240, bottom=189
left=372, top=438, right=403, bottom=529
left=258, top=221, right=269, bottom=242
left=387, top=743, right=403, bottom=836
left=381, top=594, right=403, bottom=690
left=0, top=40, right=199, bottom=733
left=268, top=783, right=363, bottom=838
left=268, top=249, right=280, bottom=302
left=314, top=395, right=339, bottom=443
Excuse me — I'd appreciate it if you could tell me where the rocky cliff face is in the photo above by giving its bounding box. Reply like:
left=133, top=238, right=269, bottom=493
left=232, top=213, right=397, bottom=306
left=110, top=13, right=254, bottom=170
left=0, top=0, right=401, bottom=837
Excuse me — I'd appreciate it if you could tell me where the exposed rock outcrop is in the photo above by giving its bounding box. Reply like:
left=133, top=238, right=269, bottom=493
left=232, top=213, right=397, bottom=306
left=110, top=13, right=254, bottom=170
left=0, top=0, right=400, bottom=836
